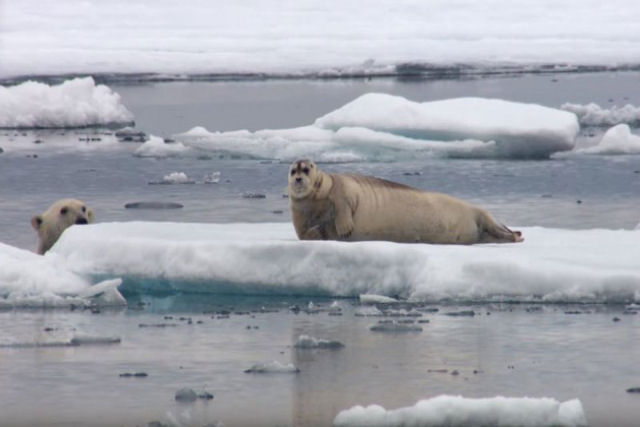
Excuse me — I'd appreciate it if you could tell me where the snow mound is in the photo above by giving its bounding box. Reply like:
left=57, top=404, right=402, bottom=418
left=575, top=124, right=640, bottom=155
left=49, top=222, right=640, bottom=303
left=333, top=395, right=587, bottom=427
left=176, top=95, right=579, bottom=160
left=561, top=102, right=640, bottom=126
left=0, top=77, right=134, bottom=128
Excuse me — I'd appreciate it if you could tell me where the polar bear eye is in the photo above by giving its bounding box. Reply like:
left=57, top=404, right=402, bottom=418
left=60, top=207, right=68, bottom=215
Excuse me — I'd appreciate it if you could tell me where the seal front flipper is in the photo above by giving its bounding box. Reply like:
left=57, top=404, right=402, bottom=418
left=334, top=202, right=354, bottom=240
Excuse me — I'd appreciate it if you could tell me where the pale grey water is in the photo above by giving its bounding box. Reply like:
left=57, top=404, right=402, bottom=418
left=1, top=73, right=640, bottom=426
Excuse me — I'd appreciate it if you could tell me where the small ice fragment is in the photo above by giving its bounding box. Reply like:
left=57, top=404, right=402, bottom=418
left=241, top=191, right=266, bottom=199
left=294, top=334, right=344, bottom=349
left=175, top=388, right=198, bottom=402
left=124, top=201, right=184, bottom=209
left=70, top=334, right=121, bottom=345
left=369, top=322, right=423, bottom=332
left=204, top=171, right=221, bottom=184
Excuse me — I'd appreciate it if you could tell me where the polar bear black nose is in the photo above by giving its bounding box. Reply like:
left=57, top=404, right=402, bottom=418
left=75, top=217, right=88, bottom=225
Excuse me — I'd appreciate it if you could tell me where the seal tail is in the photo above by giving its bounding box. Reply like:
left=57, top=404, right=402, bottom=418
left=478, top=212, right=524, bottom=243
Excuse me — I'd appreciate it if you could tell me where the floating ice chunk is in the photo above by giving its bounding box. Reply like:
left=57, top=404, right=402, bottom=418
left=77, top=278, right=127, bottom=307
left=294, top=334, right=344, bottom=349
left=244, top=361, right=300, bottom=373
left=175, top=388, right=198, bottom=402
left=150, top=172, right=195, bottom=185
left=0, top=77, right=134, bottom=128
left=360, top=294, right=399, bottom=304
left=333, top=395, right=587, bottom=427
left=175, top=96, right=578, bottom=160
left=204, top=171, right=221, bottom=184
left=316, top=94, right=579, bottom=158
left=134, top=135, right=191, bottom=158
left=561, top=102, right=640, bottom=126
left=574, top=124, right=640, bottom=155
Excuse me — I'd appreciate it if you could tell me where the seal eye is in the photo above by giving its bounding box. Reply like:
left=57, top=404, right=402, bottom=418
left=290, top=170, right=296, bottom=176
left=302, top=167, right=309, bottom=175
left=81, top=206, right=86, bottom=213
left=60, top=207, right=68, bottom=215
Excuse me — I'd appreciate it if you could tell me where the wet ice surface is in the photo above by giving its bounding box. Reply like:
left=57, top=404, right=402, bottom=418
left=1, top=298, right=639, bottom=427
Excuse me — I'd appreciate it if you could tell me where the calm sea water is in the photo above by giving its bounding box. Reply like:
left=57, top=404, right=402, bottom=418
left=1, top=72, right=639, bottom=426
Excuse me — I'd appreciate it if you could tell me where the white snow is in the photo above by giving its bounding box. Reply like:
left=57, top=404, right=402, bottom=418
left=0, top=78, right=133, bottom=128
left=561, top=103, right=640, bottom=126
left=134, top=135, right=191, bottom=158
left=333, top=395, right=587, bottom=427
left=176, top=94, right=579, bottom=160
left=2, top=0, right=640, bottom=80
left=574, top=124, right=640, bottom=155
left=47, top=221, right=640, bottom=303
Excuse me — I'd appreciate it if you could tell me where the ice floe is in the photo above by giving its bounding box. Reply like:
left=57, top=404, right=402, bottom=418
left=176, top=94, right=579, bottom=160
left=0, top=77, right=133, bottom=128
left=47, top=221, right=640, bottom=303
left=561, top=102, right=640, bottom=127
left=574, top=124, right=640, bottom=155
left=333, top=395, right=587, bottom=427
left=0, top=242, right=125, bottom=308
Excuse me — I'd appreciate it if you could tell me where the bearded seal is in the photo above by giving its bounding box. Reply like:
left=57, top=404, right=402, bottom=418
left=288, top=159, right=522, bottom=244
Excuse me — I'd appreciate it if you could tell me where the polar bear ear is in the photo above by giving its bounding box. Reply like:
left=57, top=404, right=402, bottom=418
left=31, top=215, right=43, bottom=230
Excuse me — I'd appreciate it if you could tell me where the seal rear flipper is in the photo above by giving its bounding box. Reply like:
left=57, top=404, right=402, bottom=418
left=478, top=214, right=524, bottom=243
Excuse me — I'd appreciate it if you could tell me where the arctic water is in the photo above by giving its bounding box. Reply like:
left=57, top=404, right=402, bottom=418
left=1, top=72, right=640, bottom=427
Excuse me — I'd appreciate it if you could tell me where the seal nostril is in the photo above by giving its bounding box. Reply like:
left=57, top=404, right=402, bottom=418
left=295, top=177, right=302, bottom=183
left=75, top=218, right=88, bottom=225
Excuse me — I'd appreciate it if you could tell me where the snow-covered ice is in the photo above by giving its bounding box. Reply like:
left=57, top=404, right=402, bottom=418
left=153, top=172, right=195, bottom=185
left=561, top=102, right=640, bottom=126
left=333, top=395, right=587, bottom=427
left=46, top=221, right=640, bottom=303
left=0, top=78, right=133, bottom=128
left=574, top=124, right=640, bottom=155
left=0, top=242, right=125, bottom=308
left=177, top=94, right=579, bottom=160
left=359, top=294, right=399, bottom=304
left=2, top=0, right=640, bottom=80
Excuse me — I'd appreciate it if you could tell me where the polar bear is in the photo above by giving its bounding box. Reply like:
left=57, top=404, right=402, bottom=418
left=31, top=199, right=94, bottom=254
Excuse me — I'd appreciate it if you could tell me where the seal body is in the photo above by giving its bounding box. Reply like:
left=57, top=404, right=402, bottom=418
left=288, top=159, right=522, bottom=244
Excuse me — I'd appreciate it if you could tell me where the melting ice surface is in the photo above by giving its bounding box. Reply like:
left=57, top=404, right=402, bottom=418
left=333, top=395, right=587, bottom=427
left=5, top=221, right=630, bottom=305
left=175, top=94, right=580, bottom=160
left=0, top=77, right=133, bottom=128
